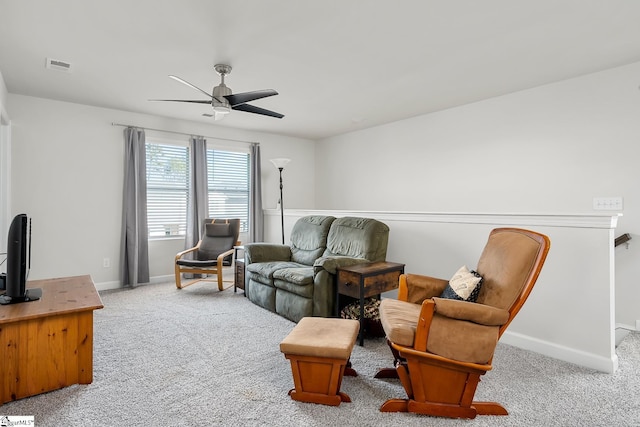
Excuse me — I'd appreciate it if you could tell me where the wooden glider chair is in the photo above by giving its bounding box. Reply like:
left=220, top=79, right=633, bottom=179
left=377, top=227, right=550, bottom=419
left=174, top=218, right=241, bottom=290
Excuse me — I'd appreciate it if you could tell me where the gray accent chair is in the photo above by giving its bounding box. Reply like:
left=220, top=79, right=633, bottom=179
left=244, top=215, right=390, bottom=322
left=175, top=218, right=240, bottom=290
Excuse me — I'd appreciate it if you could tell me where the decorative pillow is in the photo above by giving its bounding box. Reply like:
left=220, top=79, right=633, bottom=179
left=205, top=223, right=231, bottom=237
left=439, top=265, right=483, bottom=302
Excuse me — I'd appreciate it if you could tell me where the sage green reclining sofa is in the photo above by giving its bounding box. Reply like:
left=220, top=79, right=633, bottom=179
left=244, top=215, right=390, bottom=322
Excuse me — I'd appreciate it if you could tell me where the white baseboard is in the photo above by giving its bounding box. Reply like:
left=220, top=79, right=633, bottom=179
left=94, top=280, right=120, bottom=291
left=502, top=330, right=618, bottom=374
left=616, top=322, right=637, bottom=332
left=94, top=274, right=174, bottom=292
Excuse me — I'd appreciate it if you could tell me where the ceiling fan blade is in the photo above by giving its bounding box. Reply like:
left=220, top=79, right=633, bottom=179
left=168, top=75, right=212, bottom=99
left=232, top=103, right=284, bottom=119
left=225, top=89, right=278, bottom=107
left=149, top=99, right=212, bottom=104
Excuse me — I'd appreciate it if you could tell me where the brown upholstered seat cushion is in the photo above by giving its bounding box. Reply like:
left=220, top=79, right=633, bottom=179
left=279, top=317, right=360, bottom=360
left=379, top=298, right=422, bottom=347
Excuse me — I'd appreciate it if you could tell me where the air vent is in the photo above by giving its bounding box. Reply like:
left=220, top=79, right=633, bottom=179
left=202, top=113, right=214, bottom=117
left=45, top=58, right=73, bottom=72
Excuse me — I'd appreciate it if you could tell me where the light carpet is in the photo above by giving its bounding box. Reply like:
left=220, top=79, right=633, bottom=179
left=1, top=281, right=639, bottom=426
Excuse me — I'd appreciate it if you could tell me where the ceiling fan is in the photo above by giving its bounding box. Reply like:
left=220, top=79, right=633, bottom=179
left=151, top=64, right=284, bottom=120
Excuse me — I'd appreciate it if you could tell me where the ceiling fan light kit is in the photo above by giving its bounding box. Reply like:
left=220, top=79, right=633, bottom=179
left=151, top=63, right=283, bottom=119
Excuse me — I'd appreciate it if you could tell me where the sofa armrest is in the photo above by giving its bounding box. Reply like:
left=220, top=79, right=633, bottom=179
left=400, top=274, right=449, bottom=304
left=244, top=243, right=292, bottom=264
left=431, top=297, right=510, bottom=326
left=313, top=256, right=369, bottom=274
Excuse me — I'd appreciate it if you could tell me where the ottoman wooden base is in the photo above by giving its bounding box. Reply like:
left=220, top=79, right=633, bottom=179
left=280, top=317, right=360, bottom=406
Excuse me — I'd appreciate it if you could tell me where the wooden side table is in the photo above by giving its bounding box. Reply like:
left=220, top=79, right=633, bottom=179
left=336, top=261, right=405, bottom=346
left=233, top=246, right=245, bottom=294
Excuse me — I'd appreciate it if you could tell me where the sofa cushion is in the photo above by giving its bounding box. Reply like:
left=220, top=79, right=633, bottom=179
left=276, top=291, right=313, bottom=323
left=273, top=267, right=314, bottom=286
left=246, top=261, right=303, bottom=278
left=290, top=215, right=336, bottom=265
left=323, top=217, right=389, bottom=262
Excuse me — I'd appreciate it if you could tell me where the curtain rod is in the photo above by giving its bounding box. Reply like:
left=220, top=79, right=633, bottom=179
left=110, top=122, right=259, bottom=146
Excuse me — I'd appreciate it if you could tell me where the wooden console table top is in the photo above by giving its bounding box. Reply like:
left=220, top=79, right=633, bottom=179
left=0, top=274, right=104, bottom=323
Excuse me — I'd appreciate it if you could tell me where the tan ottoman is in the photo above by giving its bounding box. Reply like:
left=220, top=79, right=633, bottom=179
left=280, top=317, right=360, bottom=406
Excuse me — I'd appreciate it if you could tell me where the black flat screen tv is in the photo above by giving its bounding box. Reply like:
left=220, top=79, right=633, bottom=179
left=0, top=213, right=41, bottom=305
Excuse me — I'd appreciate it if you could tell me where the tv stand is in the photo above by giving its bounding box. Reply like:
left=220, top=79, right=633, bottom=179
left=0, top=275, right=103, bottom=404
left=0, top=287, right=42, bottom=305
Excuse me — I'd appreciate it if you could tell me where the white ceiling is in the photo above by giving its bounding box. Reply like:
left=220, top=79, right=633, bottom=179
left=2, top=0, right=640, bottom=140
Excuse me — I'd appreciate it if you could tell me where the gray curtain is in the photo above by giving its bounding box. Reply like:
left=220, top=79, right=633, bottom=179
left=249, top=143, right=264, bottom=242
left=120, top=127, right=150, bottom=286
left=185, top=136, right=208, bottom=251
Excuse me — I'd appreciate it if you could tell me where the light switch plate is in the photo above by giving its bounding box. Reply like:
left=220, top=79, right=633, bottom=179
left=593, top=197, right=623, bottom=210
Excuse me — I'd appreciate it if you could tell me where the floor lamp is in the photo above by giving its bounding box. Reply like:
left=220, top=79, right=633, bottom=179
left=270, top=158, right=291, bottom=244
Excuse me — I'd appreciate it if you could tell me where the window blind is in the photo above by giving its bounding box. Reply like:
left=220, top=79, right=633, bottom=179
left=207, top=149, right=250, bottom=232
left=146, top=143, right=189, bottom=237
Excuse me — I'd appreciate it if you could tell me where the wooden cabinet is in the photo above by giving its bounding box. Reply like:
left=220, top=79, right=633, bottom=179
left=0, top=275, right=103, bottom=403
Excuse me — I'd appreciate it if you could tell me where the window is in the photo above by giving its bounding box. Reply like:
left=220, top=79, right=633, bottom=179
left=146, top=141, right=189, bottom=238
left=145, top=139, right=250, bottom=238
left=207, top=149, right=250, bottom=233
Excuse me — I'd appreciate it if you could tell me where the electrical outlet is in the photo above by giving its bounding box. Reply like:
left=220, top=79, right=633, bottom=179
left=593, top=197, right=623, bottom=211
left=103, top=258, right=111, bottom=268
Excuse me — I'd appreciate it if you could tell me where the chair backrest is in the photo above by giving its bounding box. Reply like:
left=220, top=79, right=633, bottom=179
left=323, top=217, right=389, bottom=262
left=475, top=228, right=550, bottom=336
left=197, top=218, right=241, bottom=261
left=289, top=215, right=336, bottom=265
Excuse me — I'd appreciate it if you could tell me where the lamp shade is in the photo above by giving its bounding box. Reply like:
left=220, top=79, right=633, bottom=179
left=270, top=158, right=291, bottom=169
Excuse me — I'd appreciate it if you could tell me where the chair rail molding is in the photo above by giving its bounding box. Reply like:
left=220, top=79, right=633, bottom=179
left=264, top=209, right=621, bottom=230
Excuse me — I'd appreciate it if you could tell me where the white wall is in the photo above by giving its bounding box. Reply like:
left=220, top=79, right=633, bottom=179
left=0, top=70, right=10, bottom=250
left=315, top=61, right=640, bottom=334
left=6, top=94, right=315, bottom=288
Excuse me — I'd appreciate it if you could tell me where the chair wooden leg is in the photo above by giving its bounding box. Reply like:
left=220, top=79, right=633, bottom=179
left=217, top=271, right=224, bottom=291
left=175, top=266, right=182, bottom=289
left=344, top=359, right=358, bottom=377
left=395, top=362, right=413, bottom=398
left=374, top=338, right=402, bottom=379
left=407, top=400, right=478, bottom=419
left=473, top=401, right=509, bottom=416
left=380, top=399, right=409, bottom=412
left=374, top=367, right=399, bottom=379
